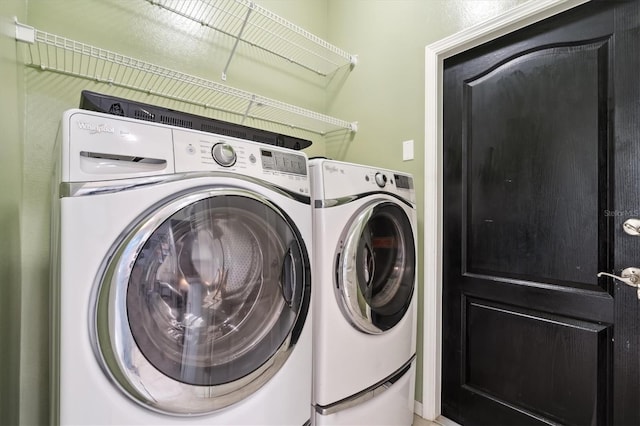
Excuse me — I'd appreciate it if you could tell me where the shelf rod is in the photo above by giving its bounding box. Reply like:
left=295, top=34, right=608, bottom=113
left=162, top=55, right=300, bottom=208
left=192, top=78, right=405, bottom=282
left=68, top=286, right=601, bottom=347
left=241, top=94, right=256, bottom=125
left=221, top=1, right=254, bottom=81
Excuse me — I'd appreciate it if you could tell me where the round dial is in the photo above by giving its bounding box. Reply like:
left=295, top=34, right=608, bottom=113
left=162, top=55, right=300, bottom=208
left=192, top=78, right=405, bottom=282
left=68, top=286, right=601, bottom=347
left=374, top=172, right=387, bottom=188
left=211, top=143, right=237, bottom=167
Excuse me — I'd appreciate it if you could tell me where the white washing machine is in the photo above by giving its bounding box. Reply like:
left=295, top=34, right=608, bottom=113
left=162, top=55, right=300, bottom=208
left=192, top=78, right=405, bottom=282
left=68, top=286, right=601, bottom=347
left=50, top=109, right=313, bottom=425
left=309, top=159, right=417, bottom=426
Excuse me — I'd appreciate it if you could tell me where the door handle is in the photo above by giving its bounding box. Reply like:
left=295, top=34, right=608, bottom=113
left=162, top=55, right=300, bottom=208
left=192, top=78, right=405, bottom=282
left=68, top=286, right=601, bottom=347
left=597, top=267, right=640, bottom=299
left=623, top=218, right=640, bottom=236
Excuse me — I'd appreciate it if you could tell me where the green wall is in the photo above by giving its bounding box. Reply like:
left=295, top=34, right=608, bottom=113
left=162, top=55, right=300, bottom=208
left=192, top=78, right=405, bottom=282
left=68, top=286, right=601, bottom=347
left=1, top=0, right=527, bottom=424
left=0, top=1, right=25, bottom=425
left=325, top=0, right=527, bottom=404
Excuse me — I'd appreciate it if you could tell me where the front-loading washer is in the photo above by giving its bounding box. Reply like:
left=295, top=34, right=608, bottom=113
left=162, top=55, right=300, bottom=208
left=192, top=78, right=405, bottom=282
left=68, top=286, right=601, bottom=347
left=309, top=159, right=417, bottom=426
left=50, top=109, right=313, bottom=425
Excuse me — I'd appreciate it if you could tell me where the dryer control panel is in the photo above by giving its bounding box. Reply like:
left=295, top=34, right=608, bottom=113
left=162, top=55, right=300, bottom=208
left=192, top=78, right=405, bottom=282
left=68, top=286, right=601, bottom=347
left=310, top=159, right=415, bottom=204
left=173, top=129, right=309, bottom=195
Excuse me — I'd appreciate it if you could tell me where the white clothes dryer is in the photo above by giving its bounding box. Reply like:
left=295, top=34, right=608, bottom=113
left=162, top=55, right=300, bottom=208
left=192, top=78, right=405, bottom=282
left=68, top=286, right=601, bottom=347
left=309, top=159, right=417, bottom=426
left=50, top=109, right=313, bottom=425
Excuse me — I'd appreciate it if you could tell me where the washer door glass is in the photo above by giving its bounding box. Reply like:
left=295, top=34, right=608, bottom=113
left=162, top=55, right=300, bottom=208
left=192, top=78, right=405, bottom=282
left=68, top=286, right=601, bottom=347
left=96, top=189, right=310, bottom=415
left=336, top=201, right=415, bottom=334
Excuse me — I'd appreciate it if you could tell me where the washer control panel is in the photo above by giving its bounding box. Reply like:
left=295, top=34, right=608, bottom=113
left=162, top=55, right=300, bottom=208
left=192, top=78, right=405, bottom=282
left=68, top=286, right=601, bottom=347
left=211, top=143, right=237, bottom=167
left=260, top=149, right=307, bottom=175
left=173, top=128, right=309, bottom=194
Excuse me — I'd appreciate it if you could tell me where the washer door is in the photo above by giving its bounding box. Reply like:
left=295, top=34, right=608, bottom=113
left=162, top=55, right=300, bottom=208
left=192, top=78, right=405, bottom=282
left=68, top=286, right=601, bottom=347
left=336, top=201, right=415, bottom=334
left=94, top=187, right=310, bottom=415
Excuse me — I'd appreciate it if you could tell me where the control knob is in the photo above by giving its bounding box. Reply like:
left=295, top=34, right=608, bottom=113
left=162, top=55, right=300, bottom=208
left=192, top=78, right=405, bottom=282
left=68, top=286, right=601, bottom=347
left=374, top=172, right=387, bottom=188
left=211, top=143, right=237, bottom=167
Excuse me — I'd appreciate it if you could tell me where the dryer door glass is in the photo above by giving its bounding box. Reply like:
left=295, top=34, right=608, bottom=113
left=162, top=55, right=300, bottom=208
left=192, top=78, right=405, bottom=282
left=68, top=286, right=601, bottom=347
left=95, top=189, right=310, bottom=414
left=337, top=202, right=415, bottom=333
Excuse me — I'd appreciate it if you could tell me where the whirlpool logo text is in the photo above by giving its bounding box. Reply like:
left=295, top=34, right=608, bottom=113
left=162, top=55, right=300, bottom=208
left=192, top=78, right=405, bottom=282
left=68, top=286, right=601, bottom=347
left=77, top=121, right=115, bottom=134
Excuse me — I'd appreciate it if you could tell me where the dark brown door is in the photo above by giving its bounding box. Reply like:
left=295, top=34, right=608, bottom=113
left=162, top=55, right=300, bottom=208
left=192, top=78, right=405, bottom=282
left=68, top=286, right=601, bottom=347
left=442, top=1, right=640, bottom=424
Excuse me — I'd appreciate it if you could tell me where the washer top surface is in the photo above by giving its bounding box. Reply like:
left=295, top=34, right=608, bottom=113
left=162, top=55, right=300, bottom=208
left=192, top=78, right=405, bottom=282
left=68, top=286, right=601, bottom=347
left=60, top=109, right=309, bottom=198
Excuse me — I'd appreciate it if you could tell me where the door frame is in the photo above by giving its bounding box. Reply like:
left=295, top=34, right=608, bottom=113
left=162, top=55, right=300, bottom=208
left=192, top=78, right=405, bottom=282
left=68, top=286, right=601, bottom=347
left=421, top=0, right=591, bottom=420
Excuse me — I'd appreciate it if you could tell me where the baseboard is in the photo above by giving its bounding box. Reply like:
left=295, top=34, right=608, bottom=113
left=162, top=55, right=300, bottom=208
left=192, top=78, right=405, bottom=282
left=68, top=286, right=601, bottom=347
left=413, top=400, right=423, bottom=417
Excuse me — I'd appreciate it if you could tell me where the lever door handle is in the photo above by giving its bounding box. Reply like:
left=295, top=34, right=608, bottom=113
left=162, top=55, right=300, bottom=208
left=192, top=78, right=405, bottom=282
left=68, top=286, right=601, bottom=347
left=597, top=267, right=640, bottom=299
left=623, top=218, right=640, bottom=236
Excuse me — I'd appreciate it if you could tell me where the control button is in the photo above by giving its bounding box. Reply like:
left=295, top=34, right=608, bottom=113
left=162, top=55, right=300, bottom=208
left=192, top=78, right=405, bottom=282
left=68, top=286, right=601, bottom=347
left=211, top=143, right=237, bottom=167
left=374, top=172, right=387, bottom=188
left=249, top=154, right=256, bottom=164
left=186, top=144, right=196, bottom=155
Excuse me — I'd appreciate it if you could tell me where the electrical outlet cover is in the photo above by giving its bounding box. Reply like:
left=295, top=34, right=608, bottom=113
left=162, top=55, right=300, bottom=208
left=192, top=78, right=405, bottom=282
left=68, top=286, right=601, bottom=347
left=403, top=140, right=414, bottom=161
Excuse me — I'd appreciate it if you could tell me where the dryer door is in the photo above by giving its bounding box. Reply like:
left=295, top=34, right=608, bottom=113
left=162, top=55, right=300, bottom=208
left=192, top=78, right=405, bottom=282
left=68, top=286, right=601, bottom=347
left=336, top=201, right=415, bottom=334
left=94, top=188, right=310, bottom=415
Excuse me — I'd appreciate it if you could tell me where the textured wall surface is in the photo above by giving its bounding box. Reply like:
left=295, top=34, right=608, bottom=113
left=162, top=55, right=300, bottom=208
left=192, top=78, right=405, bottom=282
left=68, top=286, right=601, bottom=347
left=0, top=1, right=25, bottom=425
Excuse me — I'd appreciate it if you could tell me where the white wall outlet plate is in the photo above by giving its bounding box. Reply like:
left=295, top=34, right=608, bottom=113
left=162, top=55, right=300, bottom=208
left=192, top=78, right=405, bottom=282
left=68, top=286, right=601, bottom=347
left=403, top=139, right=414, bottom=161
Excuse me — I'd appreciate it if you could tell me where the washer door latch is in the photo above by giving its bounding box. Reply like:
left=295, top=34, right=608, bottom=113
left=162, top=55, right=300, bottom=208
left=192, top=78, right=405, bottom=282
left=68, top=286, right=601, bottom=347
left=598, top=267, right=640, bottom=299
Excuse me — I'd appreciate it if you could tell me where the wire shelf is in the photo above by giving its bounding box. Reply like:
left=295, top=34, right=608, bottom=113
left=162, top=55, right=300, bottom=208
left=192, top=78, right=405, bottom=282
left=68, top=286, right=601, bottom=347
left=15, top=21, right=357, bottom=135
left=147, top=0, right=357, bottom=79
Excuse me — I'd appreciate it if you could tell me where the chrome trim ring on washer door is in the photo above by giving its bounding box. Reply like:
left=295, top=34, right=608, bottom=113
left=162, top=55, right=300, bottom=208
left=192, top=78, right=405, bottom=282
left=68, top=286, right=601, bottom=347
left=93, top=187, right=311, bottom=416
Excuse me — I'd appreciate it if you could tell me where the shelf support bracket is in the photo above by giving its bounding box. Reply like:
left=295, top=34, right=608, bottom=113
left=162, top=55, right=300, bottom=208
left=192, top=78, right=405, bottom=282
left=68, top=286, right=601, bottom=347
left=241, top=94, right=256, bottom=125
left=14, top=19, right=35, bottom=43
left=221, top=2, right=254, bottom=81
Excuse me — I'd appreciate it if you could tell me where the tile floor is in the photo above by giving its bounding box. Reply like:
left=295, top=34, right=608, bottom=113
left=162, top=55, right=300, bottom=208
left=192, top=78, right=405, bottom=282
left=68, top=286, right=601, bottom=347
left=414, top=414, right=461, bottom=426
left=413, top=414, right=440, bottom=426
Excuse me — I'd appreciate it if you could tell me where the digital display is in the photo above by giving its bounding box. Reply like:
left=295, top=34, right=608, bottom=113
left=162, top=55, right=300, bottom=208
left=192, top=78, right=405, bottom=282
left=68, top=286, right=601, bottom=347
left=394, top=174, right=413, bottom=189
left=261, top=150, right=307, bottom=176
